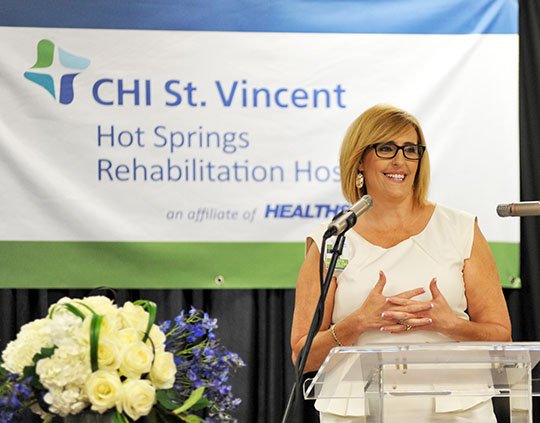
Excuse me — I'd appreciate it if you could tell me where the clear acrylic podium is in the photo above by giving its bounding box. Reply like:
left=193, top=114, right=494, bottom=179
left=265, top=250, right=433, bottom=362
left=304, top=342, right=540, bottom=422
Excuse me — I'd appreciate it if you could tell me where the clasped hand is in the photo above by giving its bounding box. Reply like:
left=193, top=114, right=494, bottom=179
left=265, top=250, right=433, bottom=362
left=356, top=270, right=455, bottom=334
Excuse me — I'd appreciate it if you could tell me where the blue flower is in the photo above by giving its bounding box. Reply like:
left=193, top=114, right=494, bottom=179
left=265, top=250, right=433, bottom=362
left=192, top=324, right=206, bottom=339
left=0, top=371, right=33, bottom=422
left=160, top=319, right=172, bottom=332
left=162, top=307, right=245, bottom=420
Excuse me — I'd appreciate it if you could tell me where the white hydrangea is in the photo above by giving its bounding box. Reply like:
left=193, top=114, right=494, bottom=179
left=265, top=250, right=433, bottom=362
left=52, top=296, right=122, bottom=329
left=43, top=384, right=88, bottom=417
left=49, top=311, right=87, bottom=348
left=36, top=340, right=91, bottom=416
left=1, top=318, right=53, bottom=374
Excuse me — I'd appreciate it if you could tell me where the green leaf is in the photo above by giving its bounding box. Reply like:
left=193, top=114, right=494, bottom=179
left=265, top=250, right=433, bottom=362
left=156, top=389, right=186, bottom=411
left=90, top=314, right=104, bottom=372
left=26, top=346, right=56, bottom=370
left=180, top=415, right=203, bottom=423
left=133, top=300, right=157, bottom=343
left=112, top=411, right=130, bottom=423
left=173, top=387, right=205, bottom=415
left=147, top=408, right=159, bottom=423
left=189, top=397, right=211, bottom=411
left=48, top=303, right=86, bottom=319
left=22, top=346, right=57, bottom=390
left=151, top=405, right=185, bottom=423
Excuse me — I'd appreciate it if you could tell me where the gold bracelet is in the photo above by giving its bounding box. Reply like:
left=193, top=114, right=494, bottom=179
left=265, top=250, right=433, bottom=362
left=330, top=323, right=343, bottom=346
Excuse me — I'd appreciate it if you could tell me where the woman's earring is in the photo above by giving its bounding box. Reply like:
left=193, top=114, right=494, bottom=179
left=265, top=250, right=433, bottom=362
left=355, top=172, right=364, bottom=189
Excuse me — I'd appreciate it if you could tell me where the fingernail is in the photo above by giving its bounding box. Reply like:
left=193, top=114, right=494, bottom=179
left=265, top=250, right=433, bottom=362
left=379, top=270, right=383, bottom=276
left=428, top=318, right=433, bottom=323
left=380, top=326, right=386, bottom=332
left=430, top=303, right=434, bottom=308
left=381, top=312, right=386, bottom=318
left=433, top=278, right=438, bottom=283
left=420, top=288, right=425, bottom=293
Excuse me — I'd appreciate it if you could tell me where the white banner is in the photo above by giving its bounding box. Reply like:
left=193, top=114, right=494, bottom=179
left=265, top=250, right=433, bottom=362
left=0, top=28, right=518, bottom=244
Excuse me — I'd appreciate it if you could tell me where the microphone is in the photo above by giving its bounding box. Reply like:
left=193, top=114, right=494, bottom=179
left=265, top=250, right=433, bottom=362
left=324, top=195, right=373, bottom=237
left=496, top=201, right=540, bottom=217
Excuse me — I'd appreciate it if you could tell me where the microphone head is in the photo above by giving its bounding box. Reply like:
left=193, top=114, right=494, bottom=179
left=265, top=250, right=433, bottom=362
left=348, top=194, right=373, bottom=215
left=496, top=204, right=511, bottom=217
left=324, top=194, right=374, bottom=238
left=363, top=194, right=373, bottom=207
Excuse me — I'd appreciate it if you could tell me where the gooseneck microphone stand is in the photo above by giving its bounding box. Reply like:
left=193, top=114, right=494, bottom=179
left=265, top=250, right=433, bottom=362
left=281, top=232, right=346, bottom=423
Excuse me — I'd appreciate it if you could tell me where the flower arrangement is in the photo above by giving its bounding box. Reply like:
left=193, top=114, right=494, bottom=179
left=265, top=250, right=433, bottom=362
left=0, top=296, right=245, bottom=422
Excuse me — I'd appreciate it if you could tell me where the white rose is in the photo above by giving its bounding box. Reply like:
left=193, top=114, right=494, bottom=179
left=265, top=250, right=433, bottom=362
left=149, top=351, right=176, bottom=389
left=79, top=296, right=118, bottom=317
left=146, top=325, right=166, bottom=352
left=119, top=342, right=153, bottom=378
left=86, top=370, right=123, bottom=413
left=119, top=379, right=155, bottom=421
left=96, top=335, right=121, bottom=371
left=118, top=302, right=149, bottom=332
left=118, top=327, right=142, bottom=345
left=81, top=314, right=122, bottom=343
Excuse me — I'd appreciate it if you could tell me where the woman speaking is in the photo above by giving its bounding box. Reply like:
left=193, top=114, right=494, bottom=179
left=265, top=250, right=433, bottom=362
left=290, top=104, right=511, bottom=422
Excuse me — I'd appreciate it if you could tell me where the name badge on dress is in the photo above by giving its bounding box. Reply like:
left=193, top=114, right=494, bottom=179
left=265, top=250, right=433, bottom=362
left=325, top=236, right=351, bottom=275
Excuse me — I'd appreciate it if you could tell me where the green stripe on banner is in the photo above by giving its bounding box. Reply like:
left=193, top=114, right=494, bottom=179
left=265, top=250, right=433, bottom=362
left=0, top=241, right=519, bottom=289
left=0, top=241, right=305, bottom=289
left=490, top=242, right=521, bottom=289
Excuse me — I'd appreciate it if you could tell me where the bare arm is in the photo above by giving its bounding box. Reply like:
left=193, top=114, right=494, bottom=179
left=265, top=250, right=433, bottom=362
left=290, top=241, right=339, bottom=373
left=386, top=220, right=512, bottom=340
left=445, top=220, right=511, bottom=340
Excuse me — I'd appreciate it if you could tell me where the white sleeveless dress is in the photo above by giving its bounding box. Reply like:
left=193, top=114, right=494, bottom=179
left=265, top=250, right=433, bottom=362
left=308, top=204, right=496, bottom=422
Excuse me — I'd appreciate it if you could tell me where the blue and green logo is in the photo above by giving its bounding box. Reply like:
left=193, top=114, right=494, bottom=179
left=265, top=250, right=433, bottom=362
left=24, top=39, right=90, bottom=105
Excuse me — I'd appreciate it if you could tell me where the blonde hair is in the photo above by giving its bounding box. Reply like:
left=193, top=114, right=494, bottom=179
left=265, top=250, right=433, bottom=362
left=340, top=104, right=430, bottom=205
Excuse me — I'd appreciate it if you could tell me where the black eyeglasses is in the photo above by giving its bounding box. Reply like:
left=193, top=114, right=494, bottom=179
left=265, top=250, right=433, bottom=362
left=369, top=141, right=426, bottom=160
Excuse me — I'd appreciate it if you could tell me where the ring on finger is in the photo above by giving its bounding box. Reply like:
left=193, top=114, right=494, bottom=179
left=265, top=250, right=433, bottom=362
left=405, top=324, right=413, bottom=331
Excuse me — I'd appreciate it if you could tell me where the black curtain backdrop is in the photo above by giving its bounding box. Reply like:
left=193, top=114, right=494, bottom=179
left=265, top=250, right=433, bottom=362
left=1, top=1, right=539, bottom=422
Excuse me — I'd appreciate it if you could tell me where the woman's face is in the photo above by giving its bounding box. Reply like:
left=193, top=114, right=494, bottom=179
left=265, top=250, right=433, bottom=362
left=360, top=125, right=420, bottom=203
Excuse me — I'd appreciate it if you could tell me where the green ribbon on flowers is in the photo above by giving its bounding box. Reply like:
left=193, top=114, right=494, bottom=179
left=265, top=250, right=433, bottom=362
left=133, top=300, right=157, bottom=343
left=47, top=301, right=104, bottom=373
left=48, top=300, right=98, bottom=320
left=48, top=302, right=86, bottom=320
left=74, top=301, right=97, bottom=316
left=90, top=314, right=104, bottom=372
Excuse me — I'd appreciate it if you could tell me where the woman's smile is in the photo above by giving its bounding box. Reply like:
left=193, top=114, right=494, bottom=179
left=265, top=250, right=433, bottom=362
left=383, top=172, right=406, bottom=183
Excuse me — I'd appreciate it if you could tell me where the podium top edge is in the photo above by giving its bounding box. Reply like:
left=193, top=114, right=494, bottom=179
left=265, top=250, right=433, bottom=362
left=330, top=342, right=540, bottom=354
